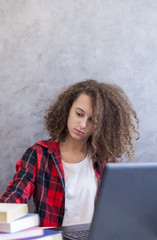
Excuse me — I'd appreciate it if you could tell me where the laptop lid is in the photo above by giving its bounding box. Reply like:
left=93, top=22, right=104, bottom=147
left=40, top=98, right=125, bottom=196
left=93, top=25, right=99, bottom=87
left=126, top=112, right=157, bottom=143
left=88, top=162, right=157, bottom=240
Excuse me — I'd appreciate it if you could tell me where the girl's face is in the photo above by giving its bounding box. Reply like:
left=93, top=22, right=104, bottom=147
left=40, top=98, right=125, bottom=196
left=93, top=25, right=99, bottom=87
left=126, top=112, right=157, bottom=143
left=67, top=93, right=94, bottom=143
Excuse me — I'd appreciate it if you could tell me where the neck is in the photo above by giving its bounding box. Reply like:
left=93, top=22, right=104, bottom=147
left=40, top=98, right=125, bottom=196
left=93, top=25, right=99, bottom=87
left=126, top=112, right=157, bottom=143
left=59, top=137, right=88, bottom=154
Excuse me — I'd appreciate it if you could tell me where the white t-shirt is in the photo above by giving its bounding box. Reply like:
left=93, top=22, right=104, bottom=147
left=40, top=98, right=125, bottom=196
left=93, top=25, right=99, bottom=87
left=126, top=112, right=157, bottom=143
left=62, top=151, right=98, bottom=226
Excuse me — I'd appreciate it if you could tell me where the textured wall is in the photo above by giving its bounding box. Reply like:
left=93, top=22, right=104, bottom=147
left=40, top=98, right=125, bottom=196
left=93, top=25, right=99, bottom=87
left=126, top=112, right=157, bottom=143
left=1, top=0, right=157, bottom=209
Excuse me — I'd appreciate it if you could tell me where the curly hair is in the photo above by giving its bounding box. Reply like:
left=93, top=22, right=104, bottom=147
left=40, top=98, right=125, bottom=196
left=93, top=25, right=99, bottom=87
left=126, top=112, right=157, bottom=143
left=44, top=79, right=140, bottom=163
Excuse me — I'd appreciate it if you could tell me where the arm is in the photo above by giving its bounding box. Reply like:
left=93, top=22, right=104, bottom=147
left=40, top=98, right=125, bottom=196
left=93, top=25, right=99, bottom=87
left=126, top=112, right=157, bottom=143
left=0, top=147, right=37, bottom=203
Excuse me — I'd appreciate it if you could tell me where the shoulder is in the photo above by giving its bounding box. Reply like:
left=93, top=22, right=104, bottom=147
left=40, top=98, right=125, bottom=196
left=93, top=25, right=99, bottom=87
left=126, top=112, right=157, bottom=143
left=19, top=138, right=58, bottom=165
left=34, top=138, right=55, bottom=148
left=30, top=138, right=59, bottom=155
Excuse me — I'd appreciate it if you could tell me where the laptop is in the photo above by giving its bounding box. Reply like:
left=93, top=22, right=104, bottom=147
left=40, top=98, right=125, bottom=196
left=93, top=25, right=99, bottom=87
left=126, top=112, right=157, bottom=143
left=62, top=162, right=157, bottom=240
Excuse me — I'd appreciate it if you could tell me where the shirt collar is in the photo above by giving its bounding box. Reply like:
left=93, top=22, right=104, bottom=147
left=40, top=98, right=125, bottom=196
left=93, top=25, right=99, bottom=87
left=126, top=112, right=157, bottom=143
left=36, top=138, right=60, bottom=154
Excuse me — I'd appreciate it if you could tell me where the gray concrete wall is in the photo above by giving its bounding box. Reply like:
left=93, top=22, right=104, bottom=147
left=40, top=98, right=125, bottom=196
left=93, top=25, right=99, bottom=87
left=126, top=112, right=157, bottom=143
left=1, top=0, right=157, bottom=209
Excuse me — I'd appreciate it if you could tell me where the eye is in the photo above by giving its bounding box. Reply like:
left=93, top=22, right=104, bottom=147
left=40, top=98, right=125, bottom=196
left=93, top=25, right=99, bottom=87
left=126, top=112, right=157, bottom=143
left=76, top=112, right=83, bottom=117
left=89, top=117, right=94, bottom=123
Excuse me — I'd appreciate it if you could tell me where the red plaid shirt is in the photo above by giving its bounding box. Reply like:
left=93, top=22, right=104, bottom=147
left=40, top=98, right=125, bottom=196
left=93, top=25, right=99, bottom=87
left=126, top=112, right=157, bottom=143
left=0, top=139, right=104, bottom=227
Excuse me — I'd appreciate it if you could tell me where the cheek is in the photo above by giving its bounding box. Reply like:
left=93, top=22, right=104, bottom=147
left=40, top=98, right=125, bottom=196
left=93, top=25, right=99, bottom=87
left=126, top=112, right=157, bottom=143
left=67, top=117, right=71, bottom=130
left=67, top=112, right=74, bottom=128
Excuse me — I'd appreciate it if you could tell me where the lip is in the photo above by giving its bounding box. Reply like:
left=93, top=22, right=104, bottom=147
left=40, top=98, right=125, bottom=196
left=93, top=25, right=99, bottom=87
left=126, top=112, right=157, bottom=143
left=74, top=129, right=84, bottom=135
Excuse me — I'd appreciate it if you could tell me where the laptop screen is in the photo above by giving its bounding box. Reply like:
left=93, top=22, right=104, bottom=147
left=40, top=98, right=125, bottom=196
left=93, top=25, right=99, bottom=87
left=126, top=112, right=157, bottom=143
left=88, top=162, right=157, bottom=240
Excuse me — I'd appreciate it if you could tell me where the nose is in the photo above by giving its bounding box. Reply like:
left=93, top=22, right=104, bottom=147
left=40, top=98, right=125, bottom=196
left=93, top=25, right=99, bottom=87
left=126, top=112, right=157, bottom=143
left=80, top=117, right=88, bottom=129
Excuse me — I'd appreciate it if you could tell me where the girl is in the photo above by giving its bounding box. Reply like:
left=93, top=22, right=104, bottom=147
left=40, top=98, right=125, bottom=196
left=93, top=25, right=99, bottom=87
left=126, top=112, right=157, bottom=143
left=0, top=79, right=139, bottom=227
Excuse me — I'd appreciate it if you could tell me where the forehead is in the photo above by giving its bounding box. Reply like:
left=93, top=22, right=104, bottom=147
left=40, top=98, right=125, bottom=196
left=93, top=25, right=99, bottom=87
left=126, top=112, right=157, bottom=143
left=72, top=93, right=93, bottom=114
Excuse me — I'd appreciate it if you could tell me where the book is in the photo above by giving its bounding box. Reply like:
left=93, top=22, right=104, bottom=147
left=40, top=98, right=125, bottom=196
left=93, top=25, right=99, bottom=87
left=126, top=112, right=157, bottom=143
left=16, top=229, right=63, bottom=240
left=0, top=213, right=40, bottom=233
left=0, top=227, right=44, bottom=240
left=0, top=203, right=28, bottom=222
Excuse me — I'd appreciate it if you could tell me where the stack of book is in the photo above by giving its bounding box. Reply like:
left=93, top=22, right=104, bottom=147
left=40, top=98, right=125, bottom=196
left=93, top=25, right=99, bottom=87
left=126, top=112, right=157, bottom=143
left=0, top=203, right=63, bottom=240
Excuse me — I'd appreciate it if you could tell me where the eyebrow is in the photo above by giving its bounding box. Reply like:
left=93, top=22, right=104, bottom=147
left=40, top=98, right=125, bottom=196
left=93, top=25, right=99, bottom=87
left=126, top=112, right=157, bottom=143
left=76, top=107, right=84, bottom=112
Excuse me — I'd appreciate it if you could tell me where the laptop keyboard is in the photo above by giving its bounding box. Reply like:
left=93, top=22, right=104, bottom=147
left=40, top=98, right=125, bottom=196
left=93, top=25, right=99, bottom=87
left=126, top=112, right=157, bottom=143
left=63, top=229, right=89, bottom=240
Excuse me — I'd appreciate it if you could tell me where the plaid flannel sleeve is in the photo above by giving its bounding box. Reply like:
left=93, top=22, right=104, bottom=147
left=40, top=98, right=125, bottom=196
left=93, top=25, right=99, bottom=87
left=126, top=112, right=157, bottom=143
left=0, top=147, right=37, bottom=203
